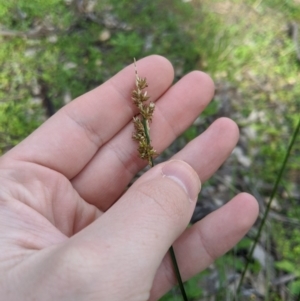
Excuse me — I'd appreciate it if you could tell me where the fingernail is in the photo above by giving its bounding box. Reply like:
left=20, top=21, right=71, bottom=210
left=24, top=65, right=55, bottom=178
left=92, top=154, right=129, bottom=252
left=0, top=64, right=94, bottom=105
left=161, top=160, right=201, bottom=201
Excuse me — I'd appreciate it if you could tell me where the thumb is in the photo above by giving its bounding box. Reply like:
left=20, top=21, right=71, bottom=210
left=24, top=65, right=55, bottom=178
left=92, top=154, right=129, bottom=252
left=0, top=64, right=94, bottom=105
left=68, top=160, right=201, bottom=300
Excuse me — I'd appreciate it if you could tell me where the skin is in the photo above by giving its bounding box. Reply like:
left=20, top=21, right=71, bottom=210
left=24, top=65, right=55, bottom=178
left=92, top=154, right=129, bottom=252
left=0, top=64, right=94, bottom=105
left=0, top=55, right=259, bottom=301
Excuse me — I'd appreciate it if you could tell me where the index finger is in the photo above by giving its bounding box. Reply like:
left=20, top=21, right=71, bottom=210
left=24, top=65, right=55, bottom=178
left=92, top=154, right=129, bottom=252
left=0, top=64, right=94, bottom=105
left=3, top=56, right=174, bottom=179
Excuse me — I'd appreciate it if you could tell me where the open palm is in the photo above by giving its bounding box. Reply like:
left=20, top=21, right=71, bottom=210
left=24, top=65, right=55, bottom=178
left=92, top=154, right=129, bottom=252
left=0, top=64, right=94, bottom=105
left=0, top=56, right=258, bottom=301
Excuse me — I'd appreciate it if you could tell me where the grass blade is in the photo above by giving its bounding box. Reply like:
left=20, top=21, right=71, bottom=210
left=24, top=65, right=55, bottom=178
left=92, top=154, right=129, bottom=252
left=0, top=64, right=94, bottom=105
left=237, top=117, right=300, bottom=294
left=169, top=246, right=189, bottom=301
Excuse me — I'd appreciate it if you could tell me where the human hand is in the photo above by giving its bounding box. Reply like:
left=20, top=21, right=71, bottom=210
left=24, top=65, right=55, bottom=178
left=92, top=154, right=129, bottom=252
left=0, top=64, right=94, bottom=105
left=0, top=55, right=258, bottom=301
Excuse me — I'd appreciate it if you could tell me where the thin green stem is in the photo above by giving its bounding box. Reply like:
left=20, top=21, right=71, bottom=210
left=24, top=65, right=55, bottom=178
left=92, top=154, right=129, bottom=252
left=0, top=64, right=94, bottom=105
left=237, top=117, right=300, bottom=294
left=142, top=118, right=154, bottom=167
left=141, top=116, right=188, bottom=301
left=169, top=246, right=189, bottom=301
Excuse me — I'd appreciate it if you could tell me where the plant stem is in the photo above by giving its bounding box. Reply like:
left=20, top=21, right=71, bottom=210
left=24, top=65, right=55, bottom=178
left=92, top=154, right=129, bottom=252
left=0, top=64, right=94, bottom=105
left=169, top=246, right=189, bottom=301
left=237, top=117, right=300, bottom=294
left=142, top=118, right=154, bottom=167
left=141, top=116, right=188, bottom=301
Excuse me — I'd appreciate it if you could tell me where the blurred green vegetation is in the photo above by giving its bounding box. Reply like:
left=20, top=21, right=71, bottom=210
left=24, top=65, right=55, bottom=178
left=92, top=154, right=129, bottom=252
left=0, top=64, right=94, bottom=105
left=0, top=0, right=201, bottom=151
left=1, top=0, right=300, bottom=300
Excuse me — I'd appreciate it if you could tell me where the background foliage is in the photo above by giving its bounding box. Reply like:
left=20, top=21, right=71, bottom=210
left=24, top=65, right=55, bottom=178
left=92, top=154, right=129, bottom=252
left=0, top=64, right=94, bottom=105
left=0, top=0, right=300, bottom=300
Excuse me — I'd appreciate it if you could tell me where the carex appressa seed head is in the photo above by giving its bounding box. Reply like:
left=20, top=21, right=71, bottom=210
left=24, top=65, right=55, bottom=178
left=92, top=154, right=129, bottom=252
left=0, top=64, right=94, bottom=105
left=132, top=59, right=157, bottom=166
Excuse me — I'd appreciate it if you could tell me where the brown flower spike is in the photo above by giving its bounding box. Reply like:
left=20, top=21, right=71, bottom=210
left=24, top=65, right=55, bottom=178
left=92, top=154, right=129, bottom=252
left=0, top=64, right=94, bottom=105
left=132, top=59, right=157, bottom=166
left=131, top=59, right=189, bottom=301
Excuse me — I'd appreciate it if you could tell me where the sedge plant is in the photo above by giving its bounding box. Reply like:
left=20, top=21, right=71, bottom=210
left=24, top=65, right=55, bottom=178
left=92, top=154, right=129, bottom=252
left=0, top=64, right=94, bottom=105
left=132, top=59, right=189, bottom=301
left=237, top=117, right=300, bottom=295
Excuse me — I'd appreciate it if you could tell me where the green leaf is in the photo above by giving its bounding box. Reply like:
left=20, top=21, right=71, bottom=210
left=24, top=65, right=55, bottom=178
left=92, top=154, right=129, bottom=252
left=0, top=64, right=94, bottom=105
left=275, top=260, right=300, bottom=275
left=289, top=280, right=300, bottom=296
